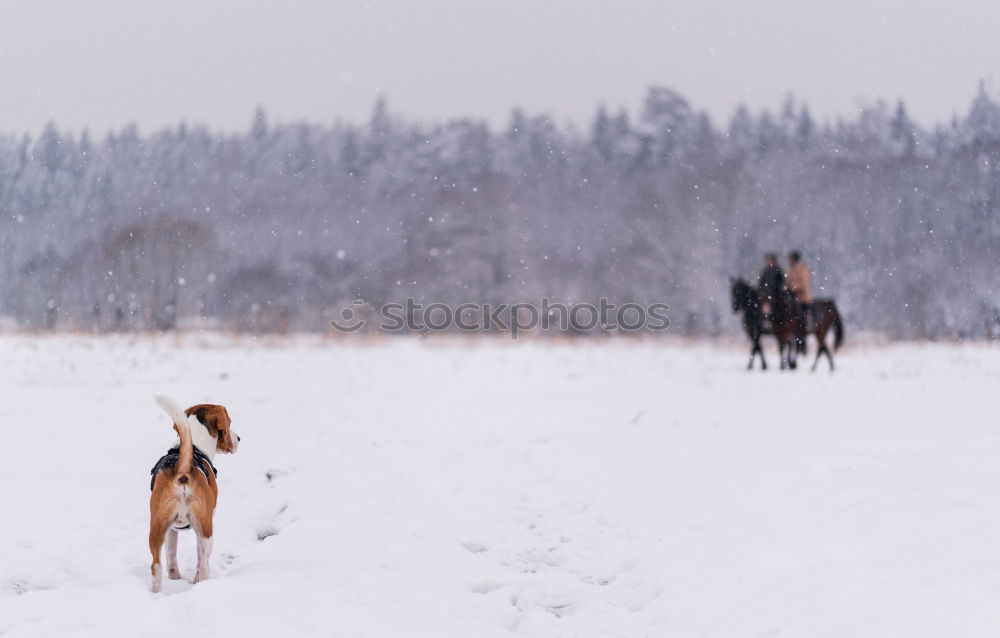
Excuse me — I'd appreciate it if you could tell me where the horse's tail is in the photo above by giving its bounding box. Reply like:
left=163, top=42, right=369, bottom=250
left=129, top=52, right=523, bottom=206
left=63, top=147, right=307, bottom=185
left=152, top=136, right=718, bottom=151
left=831, top=303, right=844, bottom=350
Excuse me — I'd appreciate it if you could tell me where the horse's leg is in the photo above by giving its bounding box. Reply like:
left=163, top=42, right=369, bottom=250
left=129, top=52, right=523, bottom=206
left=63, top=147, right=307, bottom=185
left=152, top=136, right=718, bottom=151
left=811, top=328, right=826, bottom=372
left=825, top=343, right=835, bottom=371
left=811, top=341, right=822, bottom=371
left=779, top=341, right=786, bottom=370
left=814, top=343, right=831, bottom=371
left=758, top=339, right=767, bottom=370
left=747, top=342, right=756, bottom=370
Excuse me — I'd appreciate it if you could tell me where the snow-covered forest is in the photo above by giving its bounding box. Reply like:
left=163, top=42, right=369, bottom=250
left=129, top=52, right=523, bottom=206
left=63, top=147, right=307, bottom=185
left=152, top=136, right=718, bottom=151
left=4, top=85, right=999, bottom=338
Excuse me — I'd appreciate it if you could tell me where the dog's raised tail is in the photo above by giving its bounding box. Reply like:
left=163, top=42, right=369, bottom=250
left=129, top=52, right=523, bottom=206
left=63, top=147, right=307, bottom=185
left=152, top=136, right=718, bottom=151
left=154, top=395, right=192, bottom=484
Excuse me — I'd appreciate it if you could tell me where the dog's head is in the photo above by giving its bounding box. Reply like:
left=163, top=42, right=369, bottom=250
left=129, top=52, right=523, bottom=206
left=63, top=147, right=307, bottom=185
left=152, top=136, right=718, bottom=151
left=185, top=404, right=240, bottom=454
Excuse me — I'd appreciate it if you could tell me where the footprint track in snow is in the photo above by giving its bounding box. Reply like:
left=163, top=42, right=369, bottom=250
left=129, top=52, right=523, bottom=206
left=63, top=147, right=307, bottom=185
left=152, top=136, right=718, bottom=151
left=459, top=499, right=657, bottom=626
left=254, top=468, right=294, bottom=542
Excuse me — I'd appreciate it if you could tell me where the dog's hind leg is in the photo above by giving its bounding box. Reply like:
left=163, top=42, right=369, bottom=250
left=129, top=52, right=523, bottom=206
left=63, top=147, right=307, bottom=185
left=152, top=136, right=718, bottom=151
left=166, top=529, right=181, bottom=580
left=149, top=518, right=168, bottom=593
left=194, top=531, right=213, bottom=583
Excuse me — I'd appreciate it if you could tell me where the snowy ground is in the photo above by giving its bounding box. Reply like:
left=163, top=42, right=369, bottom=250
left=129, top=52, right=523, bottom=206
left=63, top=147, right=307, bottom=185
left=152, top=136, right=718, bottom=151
left=2, top=334, right=1000, bottom=637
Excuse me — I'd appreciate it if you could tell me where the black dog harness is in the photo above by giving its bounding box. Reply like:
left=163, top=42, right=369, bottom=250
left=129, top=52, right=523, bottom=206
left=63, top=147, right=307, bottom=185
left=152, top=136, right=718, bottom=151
left=150, top=446, right=218, bottom=491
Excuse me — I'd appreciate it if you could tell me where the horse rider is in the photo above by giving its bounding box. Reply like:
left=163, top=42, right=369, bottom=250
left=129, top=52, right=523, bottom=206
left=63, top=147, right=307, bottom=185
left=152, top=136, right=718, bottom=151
left=786, top=250, right=812, bottom=341
left=758, top=253, right=785, bottom=321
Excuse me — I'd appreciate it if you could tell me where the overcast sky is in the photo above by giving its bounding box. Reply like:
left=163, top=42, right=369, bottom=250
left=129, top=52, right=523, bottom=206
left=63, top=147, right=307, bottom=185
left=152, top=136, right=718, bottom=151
left=0, top=0, right=997, bottom=135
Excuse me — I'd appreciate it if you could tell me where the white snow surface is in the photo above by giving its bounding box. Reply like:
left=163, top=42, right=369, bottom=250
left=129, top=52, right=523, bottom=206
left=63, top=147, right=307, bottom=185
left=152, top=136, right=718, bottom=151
left=2, top=335, right=999, bottom=637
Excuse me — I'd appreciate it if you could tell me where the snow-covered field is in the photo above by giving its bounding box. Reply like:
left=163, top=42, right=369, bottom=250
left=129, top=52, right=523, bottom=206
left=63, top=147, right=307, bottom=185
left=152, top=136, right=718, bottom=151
left=2, top=335, right=999, bottom=637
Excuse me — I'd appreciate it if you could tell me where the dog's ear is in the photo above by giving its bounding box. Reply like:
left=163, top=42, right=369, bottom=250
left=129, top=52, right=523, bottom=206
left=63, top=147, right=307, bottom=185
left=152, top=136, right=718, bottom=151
left=217, top=407, right=236, bottom=452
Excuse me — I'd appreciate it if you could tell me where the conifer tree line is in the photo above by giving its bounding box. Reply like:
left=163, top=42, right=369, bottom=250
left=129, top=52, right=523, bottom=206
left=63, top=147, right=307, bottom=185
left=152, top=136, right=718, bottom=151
left=3, top=85, right=999, bottom=338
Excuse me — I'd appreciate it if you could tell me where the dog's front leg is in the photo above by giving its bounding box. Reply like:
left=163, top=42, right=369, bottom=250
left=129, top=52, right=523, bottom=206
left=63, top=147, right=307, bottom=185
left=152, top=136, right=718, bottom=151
left=194, top=532, right=213, bottom=583
left=166, top=529, right=181, bottom=580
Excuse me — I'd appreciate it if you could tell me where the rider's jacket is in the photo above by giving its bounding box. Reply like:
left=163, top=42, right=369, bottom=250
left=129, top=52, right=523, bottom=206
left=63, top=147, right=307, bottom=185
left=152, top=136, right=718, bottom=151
left=758, top=264, right=785, bottom=301
left=786, top=261, right=812, bottom=303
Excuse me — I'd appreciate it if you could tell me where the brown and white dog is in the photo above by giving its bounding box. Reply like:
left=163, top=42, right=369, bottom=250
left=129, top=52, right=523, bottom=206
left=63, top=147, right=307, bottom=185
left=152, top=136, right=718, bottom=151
left=150, top=396, right=239, bottom=592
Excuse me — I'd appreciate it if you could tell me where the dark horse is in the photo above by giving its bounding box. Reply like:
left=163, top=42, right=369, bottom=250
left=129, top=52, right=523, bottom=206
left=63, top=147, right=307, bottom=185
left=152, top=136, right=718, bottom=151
left=730, top=278, right=844, bottom=371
